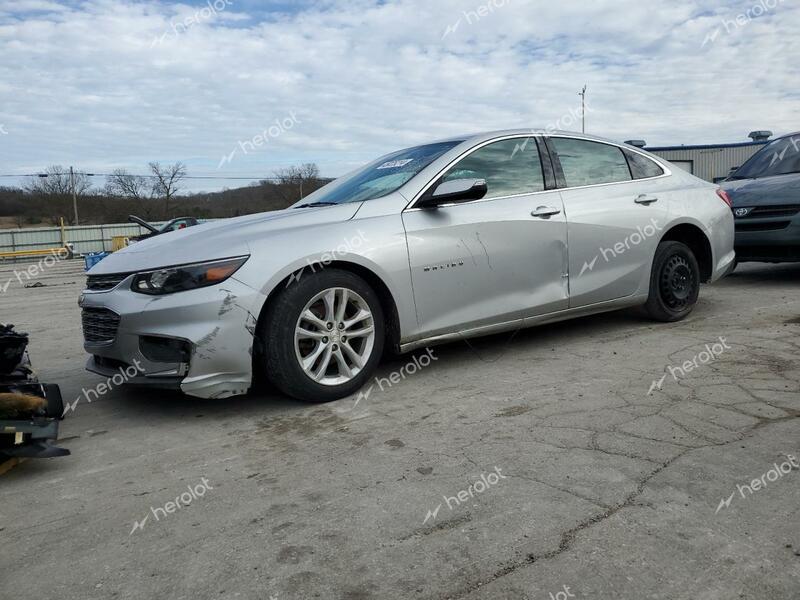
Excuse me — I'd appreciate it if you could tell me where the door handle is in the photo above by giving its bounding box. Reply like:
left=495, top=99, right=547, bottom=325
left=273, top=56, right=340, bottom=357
left=635, top=194, right=658, bottom=205
left=531, top=206, right=561, bottom=218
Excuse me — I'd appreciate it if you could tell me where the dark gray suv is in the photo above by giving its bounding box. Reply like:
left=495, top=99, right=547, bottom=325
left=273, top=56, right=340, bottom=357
left=721, top=132, right=800, bottom=263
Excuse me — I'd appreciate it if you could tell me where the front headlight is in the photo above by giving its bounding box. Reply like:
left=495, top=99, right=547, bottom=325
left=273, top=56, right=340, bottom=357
left=131, top=256, right=249, bottom=295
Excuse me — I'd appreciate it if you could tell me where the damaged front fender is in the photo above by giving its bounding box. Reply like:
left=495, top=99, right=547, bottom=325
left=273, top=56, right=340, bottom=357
left=82, top=276, right=267, bottom=400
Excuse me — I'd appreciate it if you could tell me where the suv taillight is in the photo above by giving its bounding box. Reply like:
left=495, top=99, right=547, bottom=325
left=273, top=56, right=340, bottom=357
left=716, top=188, right=733, bottom=208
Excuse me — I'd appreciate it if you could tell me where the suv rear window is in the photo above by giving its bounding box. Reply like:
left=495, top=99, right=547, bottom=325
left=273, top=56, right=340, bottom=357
left=550, top=138, right=632, bottom=187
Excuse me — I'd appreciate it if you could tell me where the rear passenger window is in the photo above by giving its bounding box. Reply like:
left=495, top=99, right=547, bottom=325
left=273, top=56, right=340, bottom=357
left=550, top=138, right=632, bottom=187
left=441, top=137, right=545, bottom=199
left=624, top=149, right=665, bottom=179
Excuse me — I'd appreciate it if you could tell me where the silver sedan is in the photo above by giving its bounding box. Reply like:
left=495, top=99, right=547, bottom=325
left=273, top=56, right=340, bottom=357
left=81, top=130, right=735, bottom=402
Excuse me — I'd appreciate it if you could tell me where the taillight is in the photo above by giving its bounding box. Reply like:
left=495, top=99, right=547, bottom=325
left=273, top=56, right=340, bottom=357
left=716, top=188, right=733, bottom=208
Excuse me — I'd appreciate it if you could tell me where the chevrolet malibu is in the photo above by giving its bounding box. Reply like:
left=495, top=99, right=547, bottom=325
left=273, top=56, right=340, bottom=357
left=81, top=130, right=735, bottom=402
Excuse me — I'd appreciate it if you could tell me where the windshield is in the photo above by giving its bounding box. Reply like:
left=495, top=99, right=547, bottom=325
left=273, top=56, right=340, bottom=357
left=300, top=141, right=463, bottom=205
left=731, top=135, right=800, bottom=180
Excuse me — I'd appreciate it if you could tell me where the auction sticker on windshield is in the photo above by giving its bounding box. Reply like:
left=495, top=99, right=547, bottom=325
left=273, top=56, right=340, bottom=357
left=377, top=159, right=414, bottom=169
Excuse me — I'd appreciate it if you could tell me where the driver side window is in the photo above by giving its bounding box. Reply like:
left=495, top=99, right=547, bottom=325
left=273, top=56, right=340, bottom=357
left=441, top=137, right=545, bottom=200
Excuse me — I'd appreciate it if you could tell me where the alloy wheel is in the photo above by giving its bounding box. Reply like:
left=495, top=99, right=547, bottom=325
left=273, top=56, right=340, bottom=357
left=294, top=287, right=376, bottom=386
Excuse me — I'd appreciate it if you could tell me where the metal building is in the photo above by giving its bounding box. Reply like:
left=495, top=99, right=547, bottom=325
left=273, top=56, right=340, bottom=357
left=628, top=131, right=773, bottom=183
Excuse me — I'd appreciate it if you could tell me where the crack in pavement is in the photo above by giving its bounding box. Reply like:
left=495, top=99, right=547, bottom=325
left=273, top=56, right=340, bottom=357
left=442, top=448, right=691, bottom=600
left=443, top=408, right=800, bottom=600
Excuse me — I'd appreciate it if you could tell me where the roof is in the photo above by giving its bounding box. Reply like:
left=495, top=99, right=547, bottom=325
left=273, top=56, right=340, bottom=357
left=646, top=140, right=770, bottom=152
left=437, top=129, right=635, bottom=148
left=648, top=131, right=800, bottom=153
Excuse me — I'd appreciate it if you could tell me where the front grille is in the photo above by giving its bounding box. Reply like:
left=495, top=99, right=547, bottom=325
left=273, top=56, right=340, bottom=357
left=86, top=273, right=130, bottom=291
left=82, top=308, right=121, bottom=343
left=736, top=221, right=791, bottom=232
left=736, top=205, right=800, bottom=219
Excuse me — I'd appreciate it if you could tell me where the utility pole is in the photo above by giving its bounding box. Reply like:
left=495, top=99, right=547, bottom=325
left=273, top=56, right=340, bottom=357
left=578, top=85, right=587, bottom=133
left=70, top=166, right=79, bottom=225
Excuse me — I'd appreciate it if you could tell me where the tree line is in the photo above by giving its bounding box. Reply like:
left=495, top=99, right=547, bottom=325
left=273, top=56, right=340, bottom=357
left=0, top=162, right=329, bottom=227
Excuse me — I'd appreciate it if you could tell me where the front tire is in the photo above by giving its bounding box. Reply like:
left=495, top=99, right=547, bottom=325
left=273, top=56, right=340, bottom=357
left=644, top=241, right=700, bottom=322
left=259, top=269, right=385, bottom=402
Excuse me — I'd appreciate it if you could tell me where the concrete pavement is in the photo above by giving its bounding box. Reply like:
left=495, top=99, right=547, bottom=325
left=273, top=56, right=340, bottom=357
left=0, top=259, right=798, bottom=599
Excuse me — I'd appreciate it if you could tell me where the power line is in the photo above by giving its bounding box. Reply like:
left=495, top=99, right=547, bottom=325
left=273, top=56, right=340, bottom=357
left=0, top=172, right=290, bottom=180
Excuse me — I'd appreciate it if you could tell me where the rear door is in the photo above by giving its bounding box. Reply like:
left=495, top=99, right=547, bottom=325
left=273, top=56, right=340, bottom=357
left=402, top=136, right=569, bottom=337
left=546, top=136, right=670, bottom=307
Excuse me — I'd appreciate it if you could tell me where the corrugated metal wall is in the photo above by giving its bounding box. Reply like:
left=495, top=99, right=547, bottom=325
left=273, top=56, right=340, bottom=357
left=648, top=143, right=766, bottom=183
left=0, top=222, right=165, bottom=256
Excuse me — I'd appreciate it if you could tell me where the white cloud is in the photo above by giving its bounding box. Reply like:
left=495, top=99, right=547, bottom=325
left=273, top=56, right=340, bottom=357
left=0, top=0, right=797, bottom=192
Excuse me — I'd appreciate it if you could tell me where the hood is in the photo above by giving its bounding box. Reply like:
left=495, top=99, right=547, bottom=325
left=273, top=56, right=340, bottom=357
left=89, top=203, right=361, bottom=275
left=720, top=173, right=800, bottom=207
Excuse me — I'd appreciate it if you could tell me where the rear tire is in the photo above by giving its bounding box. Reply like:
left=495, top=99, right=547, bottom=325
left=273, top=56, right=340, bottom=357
left=644, top=241, right=700, bottom=322
left=258, top=268, right=385, bottom=403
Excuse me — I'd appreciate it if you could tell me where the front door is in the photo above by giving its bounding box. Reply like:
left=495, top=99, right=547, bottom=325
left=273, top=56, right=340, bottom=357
left=402, top=136, right=569, bottom=338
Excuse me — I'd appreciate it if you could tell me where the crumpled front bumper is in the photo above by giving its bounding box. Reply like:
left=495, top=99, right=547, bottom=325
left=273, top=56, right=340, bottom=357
left=81, top=275, right=266, bottom=399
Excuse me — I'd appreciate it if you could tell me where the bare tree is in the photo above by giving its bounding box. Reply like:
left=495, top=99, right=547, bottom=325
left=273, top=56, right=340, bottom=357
left=272, top=163, right=320, bottom=201
left=25, top=165, right=91, bottom=198
left=105, top=168, right=151, bottom=200
left=149, top=162, right=187, bottom=217
left=273, top=163, right=319, bottom=184
left=23, top=165, right=92, bottom=220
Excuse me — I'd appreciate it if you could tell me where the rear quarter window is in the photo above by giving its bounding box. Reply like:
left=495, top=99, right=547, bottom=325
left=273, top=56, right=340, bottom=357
left=624, top=149, right=665, bottom=179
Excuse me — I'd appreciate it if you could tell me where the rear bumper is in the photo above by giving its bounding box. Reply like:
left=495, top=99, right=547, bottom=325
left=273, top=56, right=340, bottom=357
left=707, top=207, right=736, bottom=283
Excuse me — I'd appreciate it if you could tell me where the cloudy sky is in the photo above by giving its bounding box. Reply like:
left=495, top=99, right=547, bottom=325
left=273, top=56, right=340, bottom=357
left=0, top=0, right=797, bottom=193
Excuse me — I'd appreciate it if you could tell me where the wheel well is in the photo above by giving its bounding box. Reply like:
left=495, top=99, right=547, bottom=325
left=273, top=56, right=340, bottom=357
left=257, top=261, right=402, bottom=353
left=660, top=224, right=713, bottom=282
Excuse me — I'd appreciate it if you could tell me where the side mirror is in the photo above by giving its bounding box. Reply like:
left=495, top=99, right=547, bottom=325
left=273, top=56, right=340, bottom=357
left=418, top=179, right=488, bottom=209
